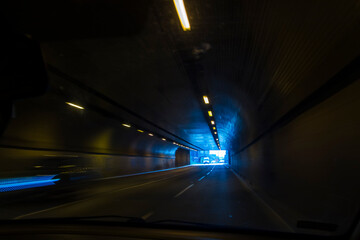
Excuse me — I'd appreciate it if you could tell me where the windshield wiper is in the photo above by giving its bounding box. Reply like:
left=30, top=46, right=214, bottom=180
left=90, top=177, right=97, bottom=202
left=151, top=219, right=218, bottom=228
left=12, top=215, right=146, bottom=224
left=67, top=215, right=146, bottom=223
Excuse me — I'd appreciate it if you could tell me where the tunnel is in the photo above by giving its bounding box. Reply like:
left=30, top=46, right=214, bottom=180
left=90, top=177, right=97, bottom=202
left=0, top=0, right=359, bottom=239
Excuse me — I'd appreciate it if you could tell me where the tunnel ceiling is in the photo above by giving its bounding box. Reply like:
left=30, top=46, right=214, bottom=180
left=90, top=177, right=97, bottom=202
left=4, top=0, right=360, bottom=152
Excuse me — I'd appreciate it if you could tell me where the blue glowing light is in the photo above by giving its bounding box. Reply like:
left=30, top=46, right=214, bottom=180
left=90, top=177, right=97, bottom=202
left=0, top=175, right=59, bottom=192
left=209, top=150, right=226, bottom=158
left=191, top=163, right=225, bottom=166
left=190, top=150, right=228, bottom=165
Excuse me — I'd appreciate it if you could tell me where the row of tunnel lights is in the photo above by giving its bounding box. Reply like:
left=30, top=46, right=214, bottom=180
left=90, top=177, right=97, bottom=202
left=65, top=2, right=199, bottom=151
left=203, top=96, right=221, bottom=150
left=65, top=102, right=198, bottom=152
left=121, top=123, right=197, bottom=151
left=174, top=2, right=221, bottom=150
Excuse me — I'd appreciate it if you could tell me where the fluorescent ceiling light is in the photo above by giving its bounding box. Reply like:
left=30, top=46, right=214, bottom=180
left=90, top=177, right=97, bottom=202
left=162, top=138, right=166, bottom=141
left=211, top=120, right=215, bottom=125
left=66, top=102, right=84, bottom=109
left=214, top=132, right=217, bottom=134
left=148, top=133, right=154, bottom=136
left=122, top=123, right=131, bottom=128
left=203, top=96, right=209, bottom=104
left=173, top=0, right=191, bottom=31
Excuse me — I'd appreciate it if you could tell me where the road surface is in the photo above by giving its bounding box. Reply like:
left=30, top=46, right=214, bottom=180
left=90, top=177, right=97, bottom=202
left=0, top=165, right=291, bottom=232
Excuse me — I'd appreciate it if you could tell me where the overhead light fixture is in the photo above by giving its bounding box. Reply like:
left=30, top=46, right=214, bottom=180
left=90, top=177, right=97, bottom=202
left=173, top=0, right=191, bottom=31
left=213, top=127, right=216, bottom=130
left=122, top=123, right=131, bottom=128
left=148, top=133, right=154, bottom=136
left=162, top=138, right=166, bottom=141
left=173, top=142, right=177, bottom=145
left=208, top=111, right=213, bottom=117
left=203, top=96, right=209, bottom=104
left=66, top=102, right=84, bottom=110
left=137, top=129, right=144, bottom=133
left=216, top=138, right=218, bottom=140
left=214, top=131, right=217, bottom=134
left=211, top=120, right=215, bottom=125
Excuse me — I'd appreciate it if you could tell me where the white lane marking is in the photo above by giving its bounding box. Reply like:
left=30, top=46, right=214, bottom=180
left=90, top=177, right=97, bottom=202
left=207, top=166, right=215, bottom=175
left=15, top=166, right=206, bottom=220
left=141, top=211, right=154, bottom=220
left=13, top=201, right=80, bottom=220
left=14, top=173, right=186, bottom=220
left=229, top=168, right=294, bottom=232
left=174, top=184, right=194, bottom=198
left=198, top=176, right=205, bottom=181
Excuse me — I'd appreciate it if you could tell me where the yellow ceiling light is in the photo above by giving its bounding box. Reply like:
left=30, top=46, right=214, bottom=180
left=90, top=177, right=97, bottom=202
left=137, top=129, right=144, bottom=133
left=208, top=111, right=213, bottom=117
left=203, top=96, right=209, bottom=104
left=213, top=127, right=216, bottom=130
left=66, top=102, right=84, bottom=109
left=173, top=0, right=191, bottom=31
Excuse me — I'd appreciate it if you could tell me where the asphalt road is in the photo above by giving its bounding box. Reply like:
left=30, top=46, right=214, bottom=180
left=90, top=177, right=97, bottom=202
left=0, top=165, right=292, bottom=232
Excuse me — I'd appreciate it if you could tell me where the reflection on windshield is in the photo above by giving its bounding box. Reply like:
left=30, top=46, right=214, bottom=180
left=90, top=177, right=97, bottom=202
left=1, top=0, right=360, bottom=238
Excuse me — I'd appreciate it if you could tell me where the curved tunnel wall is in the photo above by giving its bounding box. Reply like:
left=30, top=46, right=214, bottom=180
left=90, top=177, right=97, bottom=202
left=0, top=84, right=190, bottom=178
left=230, top=74, right=360, bottom=232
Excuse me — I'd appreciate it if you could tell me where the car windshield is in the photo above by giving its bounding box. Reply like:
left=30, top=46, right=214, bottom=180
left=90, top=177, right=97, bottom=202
left=1, top=0, right=360, bottom=238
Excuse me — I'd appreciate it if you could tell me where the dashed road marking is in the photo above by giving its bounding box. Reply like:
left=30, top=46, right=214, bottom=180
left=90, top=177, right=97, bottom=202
left=174, top=184, right=194, bottom=198
left=198, top=176, right=205, bottom=181
left=14, top=172, right=187, bottom=219
left=142, top=211, right=154, bottom=220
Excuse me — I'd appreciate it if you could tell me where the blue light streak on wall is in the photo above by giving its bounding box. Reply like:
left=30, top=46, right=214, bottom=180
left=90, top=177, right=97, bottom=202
left=0, top=175, right=59, bottom=192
